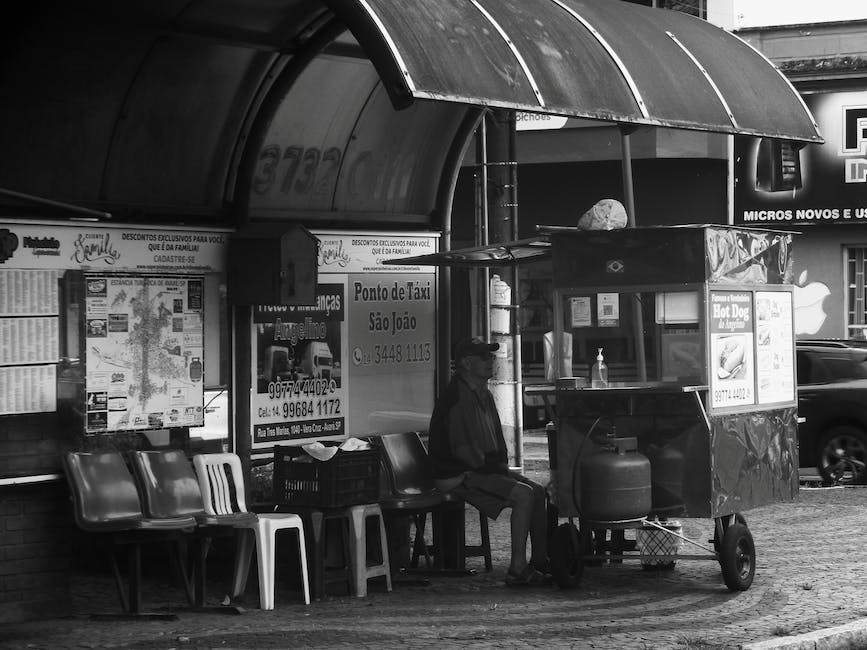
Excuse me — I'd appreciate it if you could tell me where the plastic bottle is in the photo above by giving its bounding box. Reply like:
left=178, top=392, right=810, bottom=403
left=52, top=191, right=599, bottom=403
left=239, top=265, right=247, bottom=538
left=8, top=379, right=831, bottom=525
left=591, top=347, right=608, bottom=388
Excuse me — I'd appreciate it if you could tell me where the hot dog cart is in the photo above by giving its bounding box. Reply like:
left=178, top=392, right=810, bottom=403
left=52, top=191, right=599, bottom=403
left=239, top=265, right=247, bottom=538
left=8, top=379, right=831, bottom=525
left=387, top=222, right=799, bottom=589
left=535, top=224, right=799, bottom=591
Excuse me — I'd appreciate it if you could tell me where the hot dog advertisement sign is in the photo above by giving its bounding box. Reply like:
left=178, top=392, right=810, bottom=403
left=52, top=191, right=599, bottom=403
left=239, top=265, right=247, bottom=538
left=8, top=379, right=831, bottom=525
left=709, top=291, right=755, bottom=409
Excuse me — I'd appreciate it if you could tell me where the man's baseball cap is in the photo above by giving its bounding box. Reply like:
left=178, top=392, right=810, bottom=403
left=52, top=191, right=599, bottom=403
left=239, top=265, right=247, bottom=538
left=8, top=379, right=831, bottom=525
left=453, top=337, right=499, bottom=361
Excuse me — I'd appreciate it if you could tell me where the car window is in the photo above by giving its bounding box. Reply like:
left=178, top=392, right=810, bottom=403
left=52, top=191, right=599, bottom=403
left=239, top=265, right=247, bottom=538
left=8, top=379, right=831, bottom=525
left=796, top=350, right=815, bottom=383
left=797, top=349, right=867, bottom=384
left=824, top=355, right=867, bottom=380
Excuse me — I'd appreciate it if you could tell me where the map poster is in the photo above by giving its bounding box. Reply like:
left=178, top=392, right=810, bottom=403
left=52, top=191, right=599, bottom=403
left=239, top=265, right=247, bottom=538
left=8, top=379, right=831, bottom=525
left=251, top=283, right=345, bottom=444
left=84, top=274, right=205, bottom=433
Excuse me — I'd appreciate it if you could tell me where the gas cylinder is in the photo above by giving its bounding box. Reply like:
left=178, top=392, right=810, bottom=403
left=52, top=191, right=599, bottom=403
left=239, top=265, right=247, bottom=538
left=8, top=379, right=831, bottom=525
left=647, top=444, right=685, bottom=515
left=580, top=434, right=652, bottom=522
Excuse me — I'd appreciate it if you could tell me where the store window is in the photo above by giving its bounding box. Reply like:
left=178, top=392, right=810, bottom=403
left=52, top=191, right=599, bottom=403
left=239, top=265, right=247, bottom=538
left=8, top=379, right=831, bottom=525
left=846, top=247, right=867, bottom=339
left=655, top=0, right=706, bottom=17
left=624, top=0, right=707, bottom=19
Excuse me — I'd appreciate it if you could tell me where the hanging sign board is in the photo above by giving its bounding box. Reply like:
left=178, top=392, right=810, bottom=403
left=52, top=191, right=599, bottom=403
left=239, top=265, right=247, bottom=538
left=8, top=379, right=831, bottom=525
left=0, top=220, right=227, bottom=272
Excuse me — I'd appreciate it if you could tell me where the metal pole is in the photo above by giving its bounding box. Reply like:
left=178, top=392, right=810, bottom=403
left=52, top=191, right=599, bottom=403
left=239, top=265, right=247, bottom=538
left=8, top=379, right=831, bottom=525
left=476, top=116, right=491, bottom=339
left=485, top=110, right=521, bottom=468
left=508, top=112, right=523, bottom=469
left=0, top=187, right=112, bottom=220
left=620, top=127, right=647, bottom=383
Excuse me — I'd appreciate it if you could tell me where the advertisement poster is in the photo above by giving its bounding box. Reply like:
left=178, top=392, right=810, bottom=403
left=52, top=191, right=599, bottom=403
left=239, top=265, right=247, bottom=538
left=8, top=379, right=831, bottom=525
left=252, top=283, right=345, bottom=444
left=250, top=232, right=437, bottom=450
left=84, top=275, right=205, bottom=433
left=709, top=291, right=755, bottom=409
left=346, top=272, right=436, bottom=433
left=734, top=90, right=867, bottom=227
left=755, top=291, right=796, bottom=405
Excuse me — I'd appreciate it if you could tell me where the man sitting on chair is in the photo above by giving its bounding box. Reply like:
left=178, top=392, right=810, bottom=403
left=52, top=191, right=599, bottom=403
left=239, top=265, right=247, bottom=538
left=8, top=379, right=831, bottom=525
left=428, top=337, right=550, bottom=586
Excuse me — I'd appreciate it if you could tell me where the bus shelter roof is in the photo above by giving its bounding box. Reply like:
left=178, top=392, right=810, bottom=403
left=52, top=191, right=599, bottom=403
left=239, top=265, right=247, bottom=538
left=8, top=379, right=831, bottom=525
left=334, top=0, right=822, bottom=143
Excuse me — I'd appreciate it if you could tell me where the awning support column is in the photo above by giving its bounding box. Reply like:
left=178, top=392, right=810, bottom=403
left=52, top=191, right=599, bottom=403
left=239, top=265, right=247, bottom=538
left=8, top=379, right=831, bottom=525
left=482, top=110, right=523, bottom=469
left=621, top=126, right=648, bottom=383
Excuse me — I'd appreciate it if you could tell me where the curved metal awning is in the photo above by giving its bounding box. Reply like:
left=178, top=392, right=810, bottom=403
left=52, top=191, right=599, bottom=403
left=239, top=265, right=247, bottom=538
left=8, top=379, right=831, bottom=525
left=329, top=0, right=822, bottom=143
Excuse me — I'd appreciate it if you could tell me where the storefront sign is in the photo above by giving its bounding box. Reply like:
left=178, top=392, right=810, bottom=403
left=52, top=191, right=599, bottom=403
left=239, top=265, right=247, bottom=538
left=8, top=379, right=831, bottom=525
left=735, top=90, right=867, bottom=227
left=515, top=111, right=569, bottom=131
left=709, top=291, right=755, bottom=409
left=84, top=275, right=205, bottom=433
left=0, top=220, right=228, bottom=272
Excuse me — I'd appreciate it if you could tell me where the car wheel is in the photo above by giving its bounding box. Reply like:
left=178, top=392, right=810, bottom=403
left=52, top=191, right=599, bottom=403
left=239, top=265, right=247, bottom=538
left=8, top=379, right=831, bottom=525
left=719, top=523, right=755, bottom=591
left=817, top=425, right=867, bottom=485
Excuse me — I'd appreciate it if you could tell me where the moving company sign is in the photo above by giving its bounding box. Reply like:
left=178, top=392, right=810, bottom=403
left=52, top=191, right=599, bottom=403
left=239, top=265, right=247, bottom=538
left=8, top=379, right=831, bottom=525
left=0, top=221, right=227, bottom=272
left=735, top=90, right=867, bottom=226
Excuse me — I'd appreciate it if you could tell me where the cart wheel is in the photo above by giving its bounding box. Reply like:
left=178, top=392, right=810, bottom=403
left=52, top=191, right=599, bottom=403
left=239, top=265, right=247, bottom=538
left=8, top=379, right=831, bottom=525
left=550, top=522, right=583, bottom=589
left=719, top=523, right=755, bottom=591
left=712, top=513, right=747, bottom=554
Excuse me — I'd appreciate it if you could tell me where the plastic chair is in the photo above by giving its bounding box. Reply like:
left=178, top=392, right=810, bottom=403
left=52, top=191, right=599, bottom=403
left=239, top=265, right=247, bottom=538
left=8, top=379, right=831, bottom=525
left=128, top=449, right=256, bottom=610
left=375, top=432, right=445, bottom=569
left=376, top=432, right=492, bottom=573
left=193, top=453, right=310, bottom=608
left=62, top=450, right=197, bottom=617
left=346, top=502, right=392, bottom=597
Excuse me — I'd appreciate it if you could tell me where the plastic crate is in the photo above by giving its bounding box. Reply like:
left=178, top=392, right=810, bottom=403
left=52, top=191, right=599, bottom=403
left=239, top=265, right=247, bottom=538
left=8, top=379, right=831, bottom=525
left=273, top=444, right=381, bottom=507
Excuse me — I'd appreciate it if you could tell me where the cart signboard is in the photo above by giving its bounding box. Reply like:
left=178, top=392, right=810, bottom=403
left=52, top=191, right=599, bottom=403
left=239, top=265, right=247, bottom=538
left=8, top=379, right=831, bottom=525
left=709, top=291, right=755, bottom=409
left=755, top=291, right=795, bottom=404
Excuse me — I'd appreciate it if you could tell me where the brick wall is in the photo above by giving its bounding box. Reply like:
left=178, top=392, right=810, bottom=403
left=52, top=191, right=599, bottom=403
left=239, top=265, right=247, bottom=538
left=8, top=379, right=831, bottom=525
left=0, top=482, right=73, bottom=624
left=0, top=413, right=70, bottom=479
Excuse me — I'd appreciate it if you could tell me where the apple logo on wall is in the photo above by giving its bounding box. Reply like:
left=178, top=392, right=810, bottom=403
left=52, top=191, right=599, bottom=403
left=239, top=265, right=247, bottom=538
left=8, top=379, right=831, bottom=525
left=793, top=269, right=830, bottom=335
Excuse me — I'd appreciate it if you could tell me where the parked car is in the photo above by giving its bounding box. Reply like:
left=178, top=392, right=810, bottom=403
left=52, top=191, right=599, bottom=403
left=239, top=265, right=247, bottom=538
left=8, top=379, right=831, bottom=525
left=796, top=339, right=867, bottom=485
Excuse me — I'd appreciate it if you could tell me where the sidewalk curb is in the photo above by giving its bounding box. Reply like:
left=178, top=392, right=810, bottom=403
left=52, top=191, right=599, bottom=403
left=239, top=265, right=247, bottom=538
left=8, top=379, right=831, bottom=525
left=742, top=619, right=867, bottom=650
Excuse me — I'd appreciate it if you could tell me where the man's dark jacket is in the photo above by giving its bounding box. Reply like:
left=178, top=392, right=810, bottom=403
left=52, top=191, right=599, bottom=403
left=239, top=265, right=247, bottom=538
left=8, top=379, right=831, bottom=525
left=428, top=375, right=508, bottom=479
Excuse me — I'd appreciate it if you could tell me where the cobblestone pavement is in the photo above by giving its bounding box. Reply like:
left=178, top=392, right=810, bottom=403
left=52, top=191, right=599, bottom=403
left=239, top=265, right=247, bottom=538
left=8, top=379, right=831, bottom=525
left=4, top=459, right=867, bottom=649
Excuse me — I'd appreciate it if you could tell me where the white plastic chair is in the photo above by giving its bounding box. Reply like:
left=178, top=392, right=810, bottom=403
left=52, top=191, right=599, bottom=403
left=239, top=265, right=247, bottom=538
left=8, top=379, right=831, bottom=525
left=192, top=453, right=310, bottom=609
